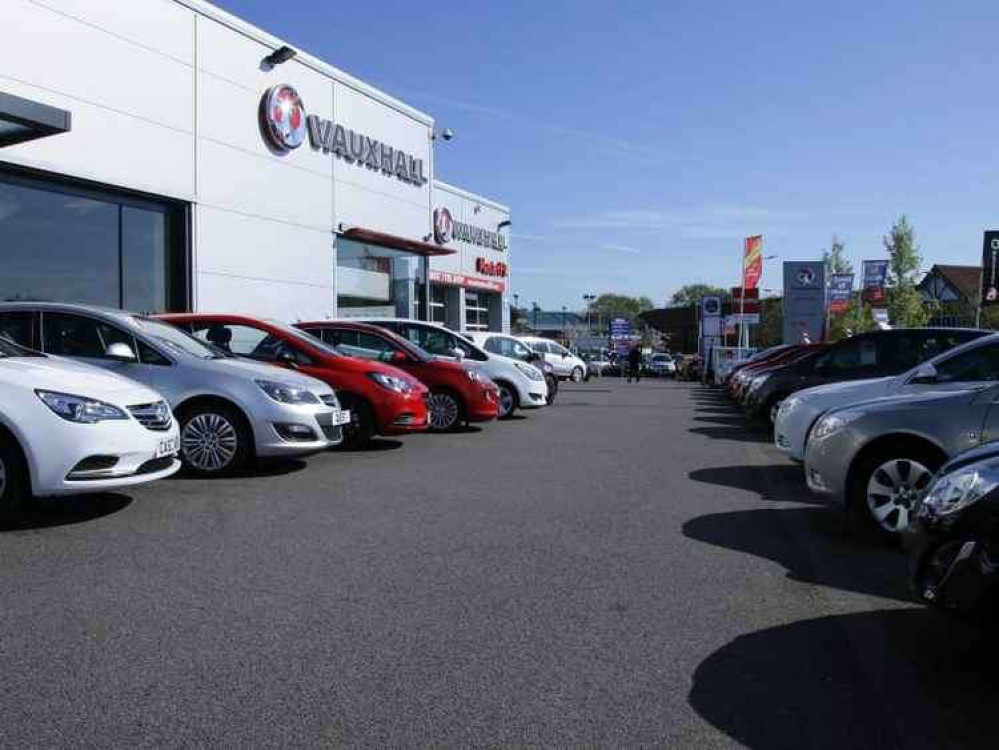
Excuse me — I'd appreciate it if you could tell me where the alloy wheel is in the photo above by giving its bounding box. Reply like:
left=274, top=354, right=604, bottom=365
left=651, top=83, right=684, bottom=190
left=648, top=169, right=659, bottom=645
left=182, top=413, right=239, bottom=472
left=0, top=456, right=6, bottom=499
left=571, top=367, right=584, bottom=383
left=428, top=393, right=460, bottom=430
left=498, top=385, right=515, bottom=418
left=866, top=457, right=934, bottom=534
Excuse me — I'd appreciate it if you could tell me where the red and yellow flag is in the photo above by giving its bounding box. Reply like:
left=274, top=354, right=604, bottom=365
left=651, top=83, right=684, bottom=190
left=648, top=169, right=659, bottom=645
left=743, top=235, right=763, bottom=289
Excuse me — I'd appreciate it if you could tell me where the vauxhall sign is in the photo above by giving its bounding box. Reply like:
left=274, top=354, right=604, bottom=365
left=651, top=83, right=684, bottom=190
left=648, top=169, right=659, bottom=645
left=261, top=84, right=428, bottom=186
left=433, top=207, right=507, bottom=250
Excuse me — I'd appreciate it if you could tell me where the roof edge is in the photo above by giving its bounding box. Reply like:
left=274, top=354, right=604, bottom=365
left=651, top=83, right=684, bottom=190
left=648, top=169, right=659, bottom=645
left=433, top=179, right=510, bottom=213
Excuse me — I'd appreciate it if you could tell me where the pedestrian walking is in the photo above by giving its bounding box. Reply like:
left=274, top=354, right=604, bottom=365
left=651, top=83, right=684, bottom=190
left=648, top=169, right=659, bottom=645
left=627, top=343, right=642, bottom=383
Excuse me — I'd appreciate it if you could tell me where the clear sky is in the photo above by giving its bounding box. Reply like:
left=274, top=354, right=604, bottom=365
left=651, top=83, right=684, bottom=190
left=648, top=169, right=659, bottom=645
left=218, top=0, right=999, bottom=309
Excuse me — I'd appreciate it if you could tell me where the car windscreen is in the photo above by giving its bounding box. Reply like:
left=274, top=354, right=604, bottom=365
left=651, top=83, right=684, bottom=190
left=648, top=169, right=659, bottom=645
left=133, top=317, right=225, bottom=359
left=362, top=325, right=432, bottom=362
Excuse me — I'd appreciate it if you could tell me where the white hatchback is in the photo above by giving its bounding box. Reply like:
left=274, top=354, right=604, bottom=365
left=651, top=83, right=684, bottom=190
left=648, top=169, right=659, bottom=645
left=0, top=336, right=180, bottom=514
left=520, top=336, right=588, bottom=382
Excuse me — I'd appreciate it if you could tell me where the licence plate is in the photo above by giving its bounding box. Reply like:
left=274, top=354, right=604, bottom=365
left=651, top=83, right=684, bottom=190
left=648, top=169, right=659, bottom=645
left=334, top=410, right=351, bottom=426
left=156, top=435, right=180, bottom=458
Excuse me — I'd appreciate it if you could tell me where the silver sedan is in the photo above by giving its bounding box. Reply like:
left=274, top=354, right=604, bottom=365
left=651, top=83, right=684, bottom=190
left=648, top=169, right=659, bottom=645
left=804, top=384, right=999, bottom=536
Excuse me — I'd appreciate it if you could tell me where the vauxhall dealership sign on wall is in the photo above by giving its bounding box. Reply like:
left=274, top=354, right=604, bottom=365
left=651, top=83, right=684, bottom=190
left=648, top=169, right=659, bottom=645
left=260, top=84, right=428, bottom=186
left=433, top=207, right=508, bottom=251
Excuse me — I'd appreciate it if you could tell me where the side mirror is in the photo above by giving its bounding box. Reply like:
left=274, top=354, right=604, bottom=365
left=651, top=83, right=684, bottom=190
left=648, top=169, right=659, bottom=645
left=390, top=350, right=408, bottom=364
left=451, top=347, right=465, bottom=362
left=106, top=342, right=137, bottom=362
left=277, top=350, right=298, bottom=367
left=908, top=362, right=938, bottom=385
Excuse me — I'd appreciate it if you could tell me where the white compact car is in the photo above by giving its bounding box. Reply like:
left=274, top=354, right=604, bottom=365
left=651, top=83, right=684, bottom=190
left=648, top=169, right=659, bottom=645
left=0, top=335, right=180, bottom=513
left=359, top=319, right=549, bottom=418
left=776, top=333, right=999, bottom=462
left=520, top=336, right=588, bottom=382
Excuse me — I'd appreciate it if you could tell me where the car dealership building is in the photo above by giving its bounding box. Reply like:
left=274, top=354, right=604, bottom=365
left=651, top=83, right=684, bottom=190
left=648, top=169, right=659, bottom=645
left=0, top=0, right=511, bottom=332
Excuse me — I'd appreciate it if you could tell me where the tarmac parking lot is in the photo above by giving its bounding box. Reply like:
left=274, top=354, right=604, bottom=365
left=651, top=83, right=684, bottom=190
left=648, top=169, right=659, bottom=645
left=2, top=380, right=997, bottom=748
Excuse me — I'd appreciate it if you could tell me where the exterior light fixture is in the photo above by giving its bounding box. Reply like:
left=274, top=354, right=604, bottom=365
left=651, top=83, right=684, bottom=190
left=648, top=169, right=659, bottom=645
left=432, top=128, right=455, bottom=141
left=262, top=45, right=297, bottom=68
left=497, top=220, right=511, bottom=231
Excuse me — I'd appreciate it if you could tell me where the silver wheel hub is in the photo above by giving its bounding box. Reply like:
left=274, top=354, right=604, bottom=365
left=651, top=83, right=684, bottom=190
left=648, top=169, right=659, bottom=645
left=499, top=386, right=514, bottom=417
left=428, top=393, right=459, bottom=430
left=182, top=413, right=238, bottom=471
left=866, top=458, right=933, bottom=533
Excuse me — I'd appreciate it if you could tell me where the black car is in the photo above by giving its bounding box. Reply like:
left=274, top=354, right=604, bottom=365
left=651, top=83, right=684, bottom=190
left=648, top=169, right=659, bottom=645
left=906, top=442, right=999, bottom=619
left=744, top=327, right=988, bottom=423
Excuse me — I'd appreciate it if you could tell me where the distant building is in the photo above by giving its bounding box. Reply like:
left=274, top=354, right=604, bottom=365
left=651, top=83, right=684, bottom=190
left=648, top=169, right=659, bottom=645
left=918, top=264, right=981, bottom=327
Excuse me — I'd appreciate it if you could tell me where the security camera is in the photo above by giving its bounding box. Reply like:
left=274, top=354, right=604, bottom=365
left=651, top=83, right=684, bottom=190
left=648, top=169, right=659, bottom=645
left=440, top=128, right=454, bottom=141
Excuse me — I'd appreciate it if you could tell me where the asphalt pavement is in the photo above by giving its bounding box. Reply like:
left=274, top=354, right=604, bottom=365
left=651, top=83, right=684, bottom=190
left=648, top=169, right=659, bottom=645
left=1, top=380, right=997, bottom=748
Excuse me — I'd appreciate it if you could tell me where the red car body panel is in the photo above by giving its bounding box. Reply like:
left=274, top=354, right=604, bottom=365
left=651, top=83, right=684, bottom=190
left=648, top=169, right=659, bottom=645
left=295, top=321, right=500, bottom=423
left=155, top=313, right=430, bottom=436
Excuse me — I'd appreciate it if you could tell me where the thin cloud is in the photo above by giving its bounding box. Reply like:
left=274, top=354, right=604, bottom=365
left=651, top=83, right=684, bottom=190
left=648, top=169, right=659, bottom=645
left=552, top=205, right=803, bottom=235
left=518, top=266, right=628, bottom=278
left=511, top=233, right=546, bottom=242
left=601, top=243, right=643, bottom=255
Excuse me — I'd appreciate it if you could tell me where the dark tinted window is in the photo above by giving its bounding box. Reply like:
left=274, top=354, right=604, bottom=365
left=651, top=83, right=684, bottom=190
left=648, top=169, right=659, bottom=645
left=815, top=336, right=879, bottom=374
left=935, top=342, right=999, bottom=383
left=136, top=339, right=171, bottom=366
left=190, top=322, right=312, bottom=365
left=882, top=330, right=975, bottom=372
left=0, top=312, right=35, bottom=349
left=42, top=313, right=133, bottom=359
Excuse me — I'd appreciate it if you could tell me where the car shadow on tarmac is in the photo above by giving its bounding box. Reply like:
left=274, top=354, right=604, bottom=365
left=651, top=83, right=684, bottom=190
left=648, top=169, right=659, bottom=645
left=0, top=493, right=133, bottom=533
left=332, top=438, right=406, bottom=453
left=172, top=457, right=310, bottom=479
left=689, top=608, right=999, bottom=750
left=682, top=507, right=908, bottom=602
left=689, top=464, right=822, bottom=504
left=688, top=424, right=771, bottom=443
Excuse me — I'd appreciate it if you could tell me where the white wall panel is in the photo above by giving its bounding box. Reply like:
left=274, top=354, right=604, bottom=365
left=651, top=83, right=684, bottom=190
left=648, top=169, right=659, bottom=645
left=2, top=0, right=194, bottom=134
left=30, top=0, right=195, bottom=63
left=0, top=78, right=195, bottom=200
left=196, top=271, right=331, bottom=321
left=195, top=206, right=332, bottom=291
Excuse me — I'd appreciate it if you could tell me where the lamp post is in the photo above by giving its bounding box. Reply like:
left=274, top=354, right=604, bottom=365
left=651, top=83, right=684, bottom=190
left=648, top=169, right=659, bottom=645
left=561, top=305, right=568, bottom=344
left=583, top=293, right=596, bottom=334
left=532, top=301, right=539, bottom=331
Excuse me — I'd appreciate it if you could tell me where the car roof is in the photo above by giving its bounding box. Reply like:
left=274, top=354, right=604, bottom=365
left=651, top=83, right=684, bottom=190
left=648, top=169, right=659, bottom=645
left=0, top=301, right=139, bottom=326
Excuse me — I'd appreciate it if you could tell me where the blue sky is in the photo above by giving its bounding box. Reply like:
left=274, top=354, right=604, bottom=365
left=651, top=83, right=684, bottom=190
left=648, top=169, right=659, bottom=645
left=220, top=0, right=999, bottom=309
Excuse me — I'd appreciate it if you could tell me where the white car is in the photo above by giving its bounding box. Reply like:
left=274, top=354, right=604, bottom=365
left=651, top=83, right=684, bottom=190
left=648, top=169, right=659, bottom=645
left=776, top=332, right=999, bottom=462
left=649, top=354, right=677, bottom=377
left=520, top=336, right=588, bottom=382
left=358, top=319, right=549, bottom=418
left=0, top=335, right=181, bottom=513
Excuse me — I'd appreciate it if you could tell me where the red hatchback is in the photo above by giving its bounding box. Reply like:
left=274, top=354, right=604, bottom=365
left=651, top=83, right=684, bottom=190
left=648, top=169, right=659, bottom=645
left=156, top=314, right=430, bottom=448
left=296, top=320, right=500, bottom=431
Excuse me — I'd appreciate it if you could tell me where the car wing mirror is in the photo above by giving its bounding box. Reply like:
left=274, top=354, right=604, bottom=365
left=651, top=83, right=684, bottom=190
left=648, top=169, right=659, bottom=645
left=277, top=350, right=299, bottom=367
left=106, top=342, right=137, bottom=362
left=908, top=362, right=938, bottom=385
left=451, top=347, right=465, bottom=361
left=390, top=350, right=408, bottom=364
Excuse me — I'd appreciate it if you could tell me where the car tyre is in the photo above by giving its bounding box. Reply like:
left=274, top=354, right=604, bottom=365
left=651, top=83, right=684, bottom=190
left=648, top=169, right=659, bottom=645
left=570, top=366, right=584, bottom=383
left=428, top=390, right=464, bottom=432
left=0, top=433, right=28, bottom=516
left=497, top=381, right=519, bottom=419
left=850, top=444, right=943, bottom=538
left=339, top=397, right=376, bottom=448
left=179, top=403, right=252, bottom=476
left=545, top=375, right=558, bottom=405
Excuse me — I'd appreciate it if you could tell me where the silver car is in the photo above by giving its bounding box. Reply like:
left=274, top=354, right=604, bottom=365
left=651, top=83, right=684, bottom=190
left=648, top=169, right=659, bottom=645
left=804, top=384, right=999, bottom=536
left=0, top=303, right=343, bottom=475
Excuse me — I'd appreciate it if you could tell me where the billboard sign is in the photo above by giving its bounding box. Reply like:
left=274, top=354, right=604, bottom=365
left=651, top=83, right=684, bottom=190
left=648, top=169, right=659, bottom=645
left=783, top=261, right=826, bottom=344
left=828, top=273, right=854, bottom=314
left=743, top=235, right=763, bottom=290
left=861, top=260, right=889, bottom=305
left=981, top=230, right=999, bottom=307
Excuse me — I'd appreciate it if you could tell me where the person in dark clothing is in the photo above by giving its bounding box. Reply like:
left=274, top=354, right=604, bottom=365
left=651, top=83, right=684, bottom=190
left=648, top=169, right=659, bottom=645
left=627, top=344, right=642, bottom=383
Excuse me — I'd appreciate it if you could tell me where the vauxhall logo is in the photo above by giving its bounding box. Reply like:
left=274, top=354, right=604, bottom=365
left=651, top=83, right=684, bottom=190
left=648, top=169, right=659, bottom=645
left=261, top=84, right=428, bottom=187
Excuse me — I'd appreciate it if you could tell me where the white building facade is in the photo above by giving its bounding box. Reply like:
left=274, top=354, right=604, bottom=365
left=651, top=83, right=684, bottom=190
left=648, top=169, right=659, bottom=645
left=0, top=0, right=510, bottom=330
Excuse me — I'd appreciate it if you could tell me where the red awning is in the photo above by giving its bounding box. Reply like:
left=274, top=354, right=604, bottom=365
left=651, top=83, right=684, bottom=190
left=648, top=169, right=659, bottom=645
left=342, top=227, right=455, bottom=257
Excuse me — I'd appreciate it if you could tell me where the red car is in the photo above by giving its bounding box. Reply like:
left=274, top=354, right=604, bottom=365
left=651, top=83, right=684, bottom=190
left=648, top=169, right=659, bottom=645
left=156, top=314, right=429, bottom=448
left=295, top=320, right=500, bottom=431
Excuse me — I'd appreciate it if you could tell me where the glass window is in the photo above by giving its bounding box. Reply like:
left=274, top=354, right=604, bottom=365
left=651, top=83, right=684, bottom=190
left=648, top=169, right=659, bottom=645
left=189, top=322, right=308, bottom=364
left=0, top=311, right=35, bottom=349
left=132, top=317, right=220, bottom=360
left=136, top=339, right=171, bottom=366
left=935, top=343, right=999, bottom=383
left=42, top=313, right=133, bottom=359
left=483, top=337, right=503, bottom=355
left=0, top=173, right=185, bottom=312
left=339, top=331, right=398, bottom=362
left=465, top=292, right=489, bottom=331
left=816, top=337, right=878, bottom=373
left=430, top=285, right=447, bottom=325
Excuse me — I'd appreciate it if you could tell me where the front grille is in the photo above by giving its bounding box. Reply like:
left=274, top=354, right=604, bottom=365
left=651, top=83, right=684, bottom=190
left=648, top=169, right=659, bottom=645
left=321, top=424, right=342, bottom=443
left=136, top=456, right=175, bottom=475
left=320, top=393, right=340, bottom=408
left=128, top=401, right=173, bottom=432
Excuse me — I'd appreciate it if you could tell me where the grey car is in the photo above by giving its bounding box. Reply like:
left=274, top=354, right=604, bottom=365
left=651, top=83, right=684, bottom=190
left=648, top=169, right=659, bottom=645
left=0, top=303, right=343, bottom=475
left=804, top=384, right=999, bottom=536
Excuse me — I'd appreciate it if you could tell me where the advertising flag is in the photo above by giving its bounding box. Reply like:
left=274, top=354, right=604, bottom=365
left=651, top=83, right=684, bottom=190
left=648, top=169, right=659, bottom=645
left=861, top=260, right=889, bottom=304
left=980, top=230, right=999, bottom=307
left=828, top=273, right=854, bottom=314
left=743, top=235, right=763, bottom=289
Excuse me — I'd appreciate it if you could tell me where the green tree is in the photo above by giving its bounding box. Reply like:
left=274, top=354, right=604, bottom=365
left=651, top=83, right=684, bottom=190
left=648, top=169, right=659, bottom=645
left=822, top=235, right=852, bottom=275
left=590, top=293, right=655, bottom=319
left=828, top=294, right=875, bottom=341
left=883, top=215, right=930, bottom=327
left=756, top=296, right=783, bottom=348
left=669, top=284, right=729, bottom=307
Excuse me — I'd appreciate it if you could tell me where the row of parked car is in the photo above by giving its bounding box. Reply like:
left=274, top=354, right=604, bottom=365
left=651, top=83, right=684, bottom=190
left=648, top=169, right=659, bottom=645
left=720, top=326, right=999, bottom=618
left=0, top=302, right=585, bottom=516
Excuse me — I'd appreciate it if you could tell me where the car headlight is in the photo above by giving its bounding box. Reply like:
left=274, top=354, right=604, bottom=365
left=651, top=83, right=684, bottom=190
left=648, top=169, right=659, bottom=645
left=809, top=411, right=858, bottom=442
left=368, top=372, right=414, bottom=393
left=35, top=390, right=128, bottom=424
left=778, top=397, right=799, bottom=419
left=747, top=373, right=771, bottom=395
left=920, top=462, right=999, bottom=518
left=515, top=361, right=544, bottom=381
left=255, top=380, right=320, bottom=404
